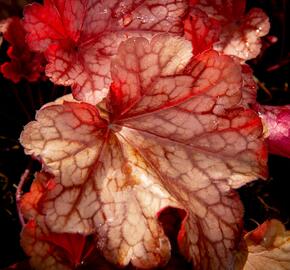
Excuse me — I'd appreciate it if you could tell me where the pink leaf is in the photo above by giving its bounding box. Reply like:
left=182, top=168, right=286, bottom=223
left=23, top=0, right=189, bottom=104
left=254, top=104, right=290, bottom=159
left=189, top=1, right=270, bottom=61
left=20, top=35, right=267, bottom=269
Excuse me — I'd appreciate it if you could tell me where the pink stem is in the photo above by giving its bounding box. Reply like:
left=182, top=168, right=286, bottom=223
left=16, top=167, right=31, bottom=227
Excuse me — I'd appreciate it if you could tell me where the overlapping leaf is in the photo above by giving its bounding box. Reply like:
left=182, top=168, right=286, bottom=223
left=23, top=0, right=189, bottom=104
left=20, top=35, right=267, bottom=269
left=188, top=0, right=270, bottom=61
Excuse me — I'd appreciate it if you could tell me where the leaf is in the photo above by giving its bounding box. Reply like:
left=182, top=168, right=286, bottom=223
left=20, top=171, right=52, bottom=221
left=189, top=0, right=270, bottom=61
left=242, top=219, right=290, bottom=270
left=23, top=0, right=189, bottom=104
left=254, top=104, right=290, bottom=159
left=0, top=17, right=45, bottom=83
left=20, top=35, right=267, bottom=269
left=20, top=220, right=82, bottom=270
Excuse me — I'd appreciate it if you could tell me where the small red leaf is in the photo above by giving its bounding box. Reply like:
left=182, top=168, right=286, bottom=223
left=0, top=17, right=45, bottom=83
left=21, top=220, right=97, bottom=270
left=20, top=171, right=52, bottom=220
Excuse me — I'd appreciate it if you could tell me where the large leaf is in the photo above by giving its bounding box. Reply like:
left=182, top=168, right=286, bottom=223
left=188, top=0, right=270, bottom=61
left=20, top=35, right=267, bottom=269
left=23, top=0, right=189, bottom=104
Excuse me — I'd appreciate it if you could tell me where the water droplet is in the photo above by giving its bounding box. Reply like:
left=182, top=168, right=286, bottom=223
left=211, top=119, right=218, bottom=129
left=137, top=15, right=151, bottom=24
left=256, top=26, right=262, bottom=34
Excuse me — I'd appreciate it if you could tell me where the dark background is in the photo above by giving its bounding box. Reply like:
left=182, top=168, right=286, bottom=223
left=0, top=0, right=289, bottom=268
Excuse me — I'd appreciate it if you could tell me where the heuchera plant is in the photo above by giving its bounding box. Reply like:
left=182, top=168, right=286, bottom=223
left=1, top=0, right=290, bottom=269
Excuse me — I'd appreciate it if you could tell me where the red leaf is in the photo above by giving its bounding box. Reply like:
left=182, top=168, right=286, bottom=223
left=21, top=220, right=98, bottom=270
left=20, top=171, right=53, bottom=220
left=0, top=17, right=45, bottom=83
left=20, top=35, right=267, bottom=269
left=23, top=0, right=189, bottom=104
